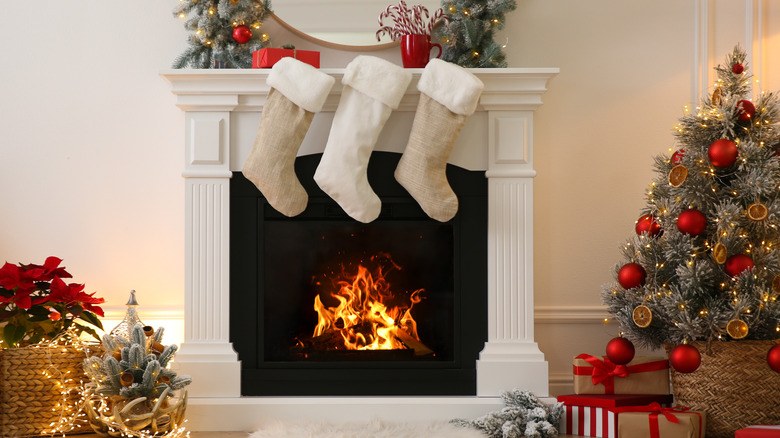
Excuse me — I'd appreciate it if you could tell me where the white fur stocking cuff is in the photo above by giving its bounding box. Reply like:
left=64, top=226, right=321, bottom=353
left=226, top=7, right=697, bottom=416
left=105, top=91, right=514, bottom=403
left=267, top=57, right=335, bottom=113
left=416, top=58, right=484, bottom=116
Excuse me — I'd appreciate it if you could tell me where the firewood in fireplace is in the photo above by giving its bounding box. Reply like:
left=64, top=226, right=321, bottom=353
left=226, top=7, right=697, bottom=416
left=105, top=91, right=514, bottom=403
left=390, top=327, right=434, bottom=357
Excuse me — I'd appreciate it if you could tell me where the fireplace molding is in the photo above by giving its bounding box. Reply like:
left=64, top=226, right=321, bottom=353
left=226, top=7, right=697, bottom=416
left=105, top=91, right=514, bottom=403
left=161, top=67, right=558, bottom=430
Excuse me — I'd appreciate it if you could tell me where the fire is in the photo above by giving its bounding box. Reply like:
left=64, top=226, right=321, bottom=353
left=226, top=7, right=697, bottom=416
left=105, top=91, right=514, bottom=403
left=312, top=255, right=425, bottom=352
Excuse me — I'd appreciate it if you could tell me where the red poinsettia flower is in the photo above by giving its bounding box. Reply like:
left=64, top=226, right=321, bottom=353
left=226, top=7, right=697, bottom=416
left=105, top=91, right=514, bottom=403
left=0, top=262, right=43, bottom=293
left=36, top=277, right=106, bottom=317
left=0, top=289, right=34, bottom=309
left=24, top=256, right=72, bottom=281
left=48, top=309, right=62, bottom=321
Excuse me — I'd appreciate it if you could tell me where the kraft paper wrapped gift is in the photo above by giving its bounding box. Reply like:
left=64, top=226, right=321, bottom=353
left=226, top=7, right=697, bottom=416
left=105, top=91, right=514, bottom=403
left=735, top=425, right=780, bottom=437
left=573, top=354, right=670, bottom=394
left=617, top=404, right=705, bottom=438
left=558, top=394, right=674, bottom=438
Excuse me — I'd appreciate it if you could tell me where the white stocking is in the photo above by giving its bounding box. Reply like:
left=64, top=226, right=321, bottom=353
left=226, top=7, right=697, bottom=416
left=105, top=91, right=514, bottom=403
left=314, top=56, right=412, bottom=223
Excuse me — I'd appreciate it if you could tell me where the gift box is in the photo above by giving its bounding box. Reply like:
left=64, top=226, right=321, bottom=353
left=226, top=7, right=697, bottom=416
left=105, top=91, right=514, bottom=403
left=617, top=404, right=705, bottom=438
left=252, top=48, right=320, bottom=68
left=557, top=394, right=673, bottom=438
left=735, top=425, right=780, bottom=437
left=573, top=354, right=670, bottom=394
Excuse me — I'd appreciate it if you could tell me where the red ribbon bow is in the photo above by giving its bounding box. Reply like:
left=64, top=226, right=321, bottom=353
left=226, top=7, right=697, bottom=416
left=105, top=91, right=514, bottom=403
left=613, top=403, right=702, bottom=438
left=573, top=354, right=669, bottom=394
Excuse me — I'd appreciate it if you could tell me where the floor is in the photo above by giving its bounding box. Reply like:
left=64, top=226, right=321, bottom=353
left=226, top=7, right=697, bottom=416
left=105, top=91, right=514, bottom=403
left=78, top=434, right=580, bottom=437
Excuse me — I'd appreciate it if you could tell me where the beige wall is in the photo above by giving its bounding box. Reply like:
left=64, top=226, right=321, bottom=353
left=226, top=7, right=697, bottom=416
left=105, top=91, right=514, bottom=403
left=1, top=0, right=778, bottom=395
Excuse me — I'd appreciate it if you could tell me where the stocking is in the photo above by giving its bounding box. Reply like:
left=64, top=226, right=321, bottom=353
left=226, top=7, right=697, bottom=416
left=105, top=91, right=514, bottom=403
left=242, top=57, right=335, bottom=217
left=395, top=59, right=484, bottom=222
left=313, top=56, right=412, bottom=223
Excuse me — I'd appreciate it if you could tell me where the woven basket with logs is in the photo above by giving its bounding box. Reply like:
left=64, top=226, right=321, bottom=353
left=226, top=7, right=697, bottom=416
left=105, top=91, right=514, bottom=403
left=665, top=339, right=780, bottom=438
left=0, top=343, right=96, bottom=437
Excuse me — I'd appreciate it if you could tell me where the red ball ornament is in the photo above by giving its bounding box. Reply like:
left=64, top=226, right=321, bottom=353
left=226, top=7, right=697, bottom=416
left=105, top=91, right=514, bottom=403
left=767, top=344, right=780, bottom=373
left=736, top=100, right=756, bottom=122
left=732, top=63, right=744, bottom=74
left=676, top=209, right=707, bottom=236
left=618, top=263, right=646, bottom=290
left=708, top=139, right=738, bottom=168
left=606, top=336, right=635, bottom=365
left=671, top=148, right=686, bottom=165
left=232, top=25, right=252, bottom=44
left=724, top=254, right=754, bottom=277
left=635, top=214, right=662, bottom=237
left=669, top=343, right=701, bottom=373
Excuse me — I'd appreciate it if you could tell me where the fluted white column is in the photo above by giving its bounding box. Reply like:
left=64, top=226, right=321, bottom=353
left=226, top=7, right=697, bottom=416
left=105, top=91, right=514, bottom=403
left=476, top=110, right=549, bottom=396
left=175, top=108, right=241, bottom=397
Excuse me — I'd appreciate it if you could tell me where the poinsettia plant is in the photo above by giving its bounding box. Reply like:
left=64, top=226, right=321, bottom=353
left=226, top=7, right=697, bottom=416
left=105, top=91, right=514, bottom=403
left=0, top=257, right=104, bottom=347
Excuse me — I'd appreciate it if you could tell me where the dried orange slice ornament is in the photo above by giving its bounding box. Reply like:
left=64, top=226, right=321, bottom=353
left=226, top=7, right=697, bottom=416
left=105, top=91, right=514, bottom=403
left=668, top=165, right=688, bottom=187
left=633, top=305, right=653, bottom=328
left=726, top=319, right=749, bottom=339
left=712, top=242, right=727, bottom=264
left=747, top=202, right=768, bottom=221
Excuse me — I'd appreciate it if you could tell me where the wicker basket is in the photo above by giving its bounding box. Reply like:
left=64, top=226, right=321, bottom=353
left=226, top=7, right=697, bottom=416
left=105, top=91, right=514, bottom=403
left=665, top=339, right=780, bottom=438
left=0, top=343, right=96, bottom=437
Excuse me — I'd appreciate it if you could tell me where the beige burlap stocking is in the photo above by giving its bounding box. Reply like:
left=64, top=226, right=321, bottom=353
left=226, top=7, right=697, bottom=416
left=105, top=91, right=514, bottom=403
left=242, top=57, right=335, bottom=217
left=394, top=59, right=484, bottom=222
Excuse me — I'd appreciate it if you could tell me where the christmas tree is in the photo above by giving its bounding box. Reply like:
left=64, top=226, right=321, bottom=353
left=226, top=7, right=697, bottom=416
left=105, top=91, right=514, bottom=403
left=434, top=0, right=516, bottom=68
left=602, top=46, right=780, bottom=351
left=173, top=0, right=272, bottom=69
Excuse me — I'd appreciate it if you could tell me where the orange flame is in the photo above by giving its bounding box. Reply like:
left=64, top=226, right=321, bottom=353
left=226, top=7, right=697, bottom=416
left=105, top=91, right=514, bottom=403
left=313, top=256, right=423, bottom=351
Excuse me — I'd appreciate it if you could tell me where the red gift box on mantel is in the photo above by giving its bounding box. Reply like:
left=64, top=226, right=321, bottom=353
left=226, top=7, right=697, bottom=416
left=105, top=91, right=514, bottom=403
left=252, top=48, right=320, bottom=68
left=573, top=354, right=671, bottom=394
left=558, top=394, right=673, bottom=438
left=616, top=404, right=705, bottom=438
left=735, top=425, right=780, bottom=437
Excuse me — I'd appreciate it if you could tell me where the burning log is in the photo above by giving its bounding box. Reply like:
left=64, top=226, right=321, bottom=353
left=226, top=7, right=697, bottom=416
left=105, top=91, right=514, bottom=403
left=390, top=326, right=433, bottom=356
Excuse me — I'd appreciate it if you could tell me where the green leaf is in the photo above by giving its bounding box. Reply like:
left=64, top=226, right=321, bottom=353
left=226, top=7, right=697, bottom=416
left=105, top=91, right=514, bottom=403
left=78, top=311, right=103, bottom=329
left=3, top=323, right=26, bottom=347
left=75, top=323, right=102, bottom=342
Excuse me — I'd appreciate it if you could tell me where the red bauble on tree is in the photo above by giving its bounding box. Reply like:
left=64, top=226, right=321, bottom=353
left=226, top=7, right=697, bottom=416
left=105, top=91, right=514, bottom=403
left=732, top=63, right=744, bottom=74
left=606, top=336, right=635, bottom=365
left=671, top=148, right=686, bottom=165
left=677, top=209, right=707, bottom=236
left=669, top=343, right=701, bottom=373
left=232, top=25, right=253, bottom=44
left=618, top=263, right=646, bottom=290
left=635, top=214, right=662, bottom=237
left=736, top=100, right=756, bottom=122
left=724, top=254, right=754, bottom=277
left=708, top=139, right=738, bottom=168
left=768, top=344, right=780, bottom=373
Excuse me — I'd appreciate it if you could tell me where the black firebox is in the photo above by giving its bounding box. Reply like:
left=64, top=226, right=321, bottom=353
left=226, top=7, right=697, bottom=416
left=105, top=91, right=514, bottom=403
left=230, top=152, right=487, bottom=396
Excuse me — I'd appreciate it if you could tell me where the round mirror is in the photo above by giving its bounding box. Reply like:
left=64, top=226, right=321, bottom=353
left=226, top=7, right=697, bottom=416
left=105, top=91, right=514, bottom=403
left=272, top=0, right=441, bottom=47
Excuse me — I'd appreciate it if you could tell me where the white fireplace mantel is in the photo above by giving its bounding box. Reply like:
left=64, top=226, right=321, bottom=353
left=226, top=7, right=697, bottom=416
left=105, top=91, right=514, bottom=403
left=161, top=67, right=558, bottom=431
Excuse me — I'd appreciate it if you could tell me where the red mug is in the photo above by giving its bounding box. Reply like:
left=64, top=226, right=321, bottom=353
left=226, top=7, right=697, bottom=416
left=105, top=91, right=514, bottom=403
left=400, top=34, right=442, bottom=68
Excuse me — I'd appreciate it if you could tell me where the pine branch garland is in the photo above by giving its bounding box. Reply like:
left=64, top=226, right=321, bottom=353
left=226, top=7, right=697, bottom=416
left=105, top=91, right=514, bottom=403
left=434, top=0, right=516, bottom=68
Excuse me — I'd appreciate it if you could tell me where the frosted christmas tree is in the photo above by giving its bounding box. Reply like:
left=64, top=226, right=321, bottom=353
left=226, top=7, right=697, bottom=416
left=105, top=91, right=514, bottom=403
left=602, top=46, right=780, bottom=357
left=173, top=0, right=271, bottom=68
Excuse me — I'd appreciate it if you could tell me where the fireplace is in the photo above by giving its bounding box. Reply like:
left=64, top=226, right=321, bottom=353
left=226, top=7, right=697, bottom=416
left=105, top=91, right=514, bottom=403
left=161, top=66, right=557, bottom=430
left=230, top=152, right=487, bottom=396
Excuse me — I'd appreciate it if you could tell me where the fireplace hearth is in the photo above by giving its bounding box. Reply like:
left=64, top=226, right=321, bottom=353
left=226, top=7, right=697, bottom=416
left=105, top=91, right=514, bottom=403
left=230, top=152, right=487, bottom=396
left=162, top=66, right=557, bottom=430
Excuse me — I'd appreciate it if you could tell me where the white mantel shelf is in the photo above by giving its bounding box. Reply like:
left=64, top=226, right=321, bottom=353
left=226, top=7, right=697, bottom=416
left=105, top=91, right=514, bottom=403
left=161, top=67, right=558, bottom=432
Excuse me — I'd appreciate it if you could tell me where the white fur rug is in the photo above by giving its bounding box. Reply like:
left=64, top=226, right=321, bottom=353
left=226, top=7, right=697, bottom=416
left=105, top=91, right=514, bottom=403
left=249, top=419, right=486, bottom=438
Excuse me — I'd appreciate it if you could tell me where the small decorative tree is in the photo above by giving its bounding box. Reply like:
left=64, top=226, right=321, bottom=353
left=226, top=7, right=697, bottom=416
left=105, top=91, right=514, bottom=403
left=173, top=0, right=272, bottom=68
left=83, top=324, right=192, bottom=436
